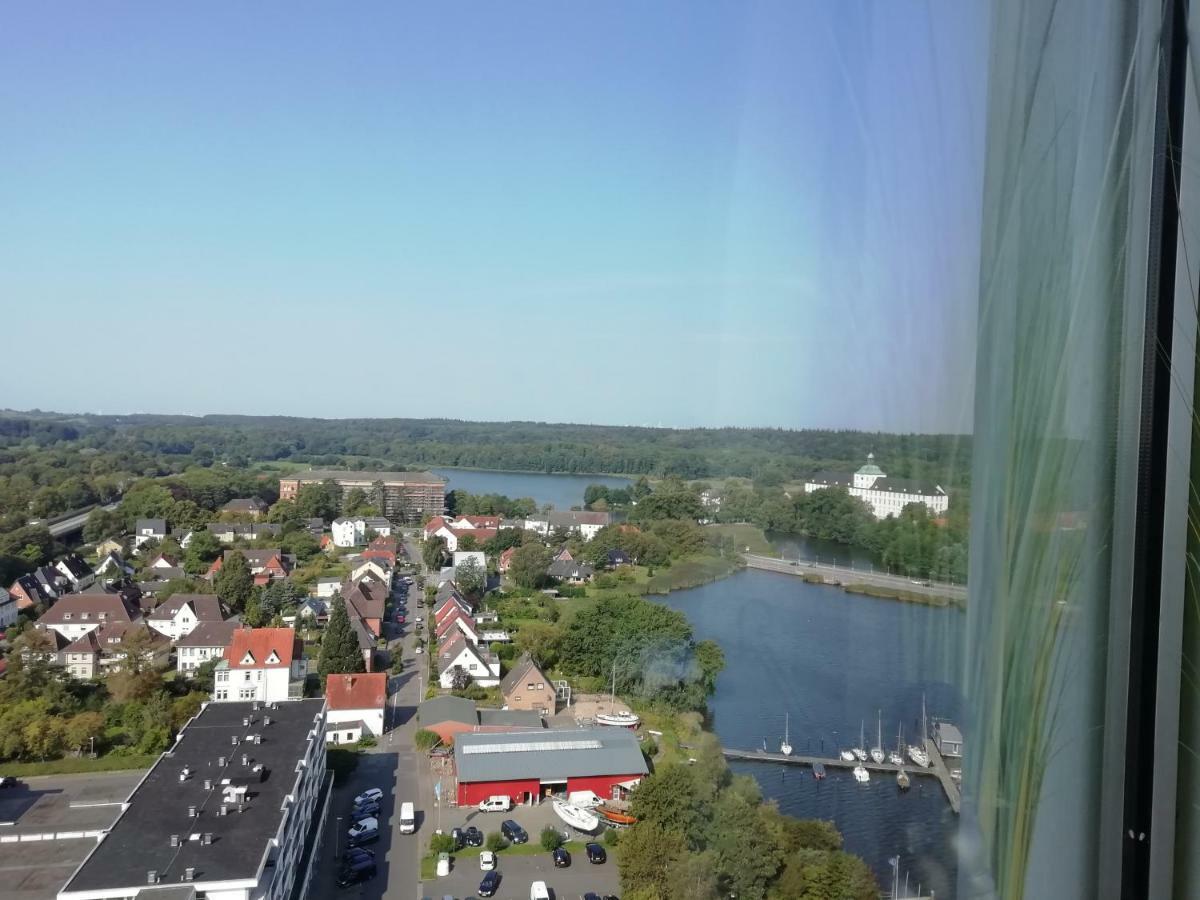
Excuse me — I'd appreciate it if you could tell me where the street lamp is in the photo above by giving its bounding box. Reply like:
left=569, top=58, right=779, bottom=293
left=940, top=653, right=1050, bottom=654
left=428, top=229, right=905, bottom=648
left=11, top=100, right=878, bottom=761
left=334, top=816, right=342, bottom=861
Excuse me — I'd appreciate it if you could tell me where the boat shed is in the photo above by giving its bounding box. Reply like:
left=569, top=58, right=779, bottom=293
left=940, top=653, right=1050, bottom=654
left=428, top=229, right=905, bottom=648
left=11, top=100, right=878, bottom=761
left=934, top=722, right=964, bottom=758
left=453, top=727, right=648, bottom=807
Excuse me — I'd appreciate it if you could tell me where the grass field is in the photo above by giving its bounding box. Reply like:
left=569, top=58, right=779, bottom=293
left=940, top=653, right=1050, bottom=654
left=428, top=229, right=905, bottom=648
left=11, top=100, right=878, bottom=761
left=703, top=522, right=775, bottom=555
left=643, top=554, right=741, bottom=594
left=4, top=754, right=158, bottom=777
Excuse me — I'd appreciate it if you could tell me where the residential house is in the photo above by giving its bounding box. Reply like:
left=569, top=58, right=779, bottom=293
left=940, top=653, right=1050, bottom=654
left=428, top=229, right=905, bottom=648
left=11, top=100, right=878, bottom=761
left=437, top=630, right=500, bottom=688
left=93, top=551, right=130, bottom=580
left=207, top=549, right=291, bottom=585
left=174, top=529, right=195, bottom=549
left=553, top=548, right=573, bottom=562
left=93, top=538, right=125, bottom=557
left=341, top=579, right=386, bottom=637
left=350, top=557, right=393, bottom=586
left=62, top=622, right=169, bottom=681
left=142, top=565, right=186, bottom=583
left=547, top=510, right=611, bottom=540
left=36, top=591, right=140, bottom=642
left=606, top=548, right=633, bottom=567
left=206, top=522, right=282, bottom=543
left=221, top=497, right=268, bottom=518
left=348, top=614, right=378, bottom=672
left=361, top=535, right=400, bottom=567
left=314, top=577, right=342, bottom=598
left=284, top=596, right=328, bottom=626
left=211, top=626, right=305, bottom=703
left=435, top=606, right=479, bottom=645
left=417, top=695, right=543, bottom=744
left=9, top=573, right=53, bottom=611
left=304, top=517, right=325, bottom=537
left=33, top=564, right=66, bottom=598
left=448, top=514, right=503, bottom=530
left=498, top=546, right=515, bottom=573
left=423, top=516, right=497, bottom=552
left=500, top=654, right=557, bottom=715
left=0, top=589, right=18, bottom=630
left=434, top=589, right=472, bottom=625
left=174, top=620, right=238, bottom=674
left=147, top=553, right=179, bottom=571
left=133, top=518, right=167, bottom=550
left=55, top=554, right=95, bottom=590
left=547, top=559, right=595, bottom=584
left=331, top=516, right=393, bottom=548
left=146, top=593, right=227, bottom=641
left=324, top=672, right=387, bottom=743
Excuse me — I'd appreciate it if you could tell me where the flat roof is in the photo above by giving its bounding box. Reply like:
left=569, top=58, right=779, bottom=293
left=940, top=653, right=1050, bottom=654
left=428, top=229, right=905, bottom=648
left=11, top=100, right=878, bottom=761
left=454, top=727, right=647, bottom=783
left=282, top=469, right=445, bottom=485
left=60, top=699, right=325, bottom=896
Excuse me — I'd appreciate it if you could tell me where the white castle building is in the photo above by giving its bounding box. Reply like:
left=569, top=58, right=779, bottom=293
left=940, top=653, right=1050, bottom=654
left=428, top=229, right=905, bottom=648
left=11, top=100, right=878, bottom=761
left=803, top=453, right=949, bottom=520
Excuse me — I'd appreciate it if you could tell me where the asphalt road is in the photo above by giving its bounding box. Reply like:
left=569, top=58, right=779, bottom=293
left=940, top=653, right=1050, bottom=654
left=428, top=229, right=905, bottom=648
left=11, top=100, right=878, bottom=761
left=742, top=553, right=968, bottom=602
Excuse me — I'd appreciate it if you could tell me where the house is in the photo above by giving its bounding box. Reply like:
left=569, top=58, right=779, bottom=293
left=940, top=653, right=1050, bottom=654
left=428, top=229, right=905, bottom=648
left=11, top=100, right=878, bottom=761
left=324, top=672, right=387, bottom=743
left=453, top=550, right=486, bottom=573
left=341, top=580, right=387, bottom=637
left=148, top=553, right=179, bottom=570
left=62, top=622, right=169, bottom=681
left=350, top=557, right=393, bottom=586
left=803, top=453, right=949, bottom=519
left=553, top=548, right=573, bottom=562
left=434, top=589, right=472, bottom=625
left=33, top=564, right=66, bottom=597
left=934, top=722, right=964, bottom=758
left=437, top=630, right=501, bottom=688
left=423, top=515, right=453, bottom=540
left=423, top=517, right=497, bottom=553
left=314, top=577, right=342, bottom=598
left=36, top=591, right=140, bottom=641
left=174, top=529, right=195, bottom=549
left=449, top=514, right=503, bottom=530
left=147, top=593, right=227, bottom=641
left=93, top=551, right=130, bottom=580
left=93, top=537, right=125, bottom=557
left=55, top=554, right=96, bottom=590
left=208, top=549, right=291, bottom=584
left=285, top=596, right=329, bottom=626
left=57, top=699, right=329, bottom=900
left=0, top=589, right=18, bottom=630
left=221, top=497, right=268, bottom=518
left=500, top=654, right=557, bottom=715
left=331, top=516, right=393, bottom=548
left=348, top=614, right=378, bottom=672
left=10, top=573, right=53, bottom=610
left=547, top=510, right=611, bottom=540
left=547, top=559, right=595, bottom=584
left=417, top=695, right=543, bottom=744
left=435, top=606, right=479, bottom=645
left=133, top=518, right=167, bottom=550
left=206, top=522, right=282, bottom=543
left=212, top=627, right=305, bottom=703
left=142, top=565, right=186, bottom=582
left=453, top=727, right=647, bottom=807
left=174, top=620, right=239, bottom=674
left=498, top=547, right=516, bottom=573
left=304, top=517, right=325, bottom=537
left=606, top=548, right=633, bottom=567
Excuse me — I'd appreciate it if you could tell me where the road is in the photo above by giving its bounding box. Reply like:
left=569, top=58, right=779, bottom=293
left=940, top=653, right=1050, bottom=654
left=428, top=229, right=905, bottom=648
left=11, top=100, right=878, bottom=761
left=34, top=502, right=120, bottom=539
left=742, top=553, right=968, bottom=603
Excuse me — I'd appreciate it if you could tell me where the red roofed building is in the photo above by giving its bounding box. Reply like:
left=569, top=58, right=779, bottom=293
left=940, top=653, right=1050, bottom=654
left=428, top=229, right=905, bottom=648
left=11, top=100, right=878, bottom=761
left=212, top=626, right=304, bottom=703
left=498, top=546, right=515, bottom=573
left=452, top=515, right=502, bottom=530
left=324, top=672, right=387, bottom=743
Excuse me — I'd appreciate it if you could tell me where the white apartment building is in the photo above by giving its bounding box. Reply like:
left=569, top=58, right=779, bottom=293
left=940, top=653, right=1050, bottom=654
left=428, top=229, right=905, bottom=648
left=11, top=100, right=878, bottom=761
left=803, top=453, right=949, bottom=519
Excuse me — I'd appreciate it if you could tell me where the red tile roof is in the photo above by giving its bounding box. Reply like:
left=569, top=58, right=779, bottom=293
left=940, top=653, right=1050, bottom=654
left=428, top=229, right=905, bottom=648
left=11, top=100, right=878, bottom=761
left=458, top=515, right=502, bottom=529
left=325, top=672, right=387, bottom=711
left=224, top=627, right=298, bottom=669
left=451, top=527, right=497, bottom=544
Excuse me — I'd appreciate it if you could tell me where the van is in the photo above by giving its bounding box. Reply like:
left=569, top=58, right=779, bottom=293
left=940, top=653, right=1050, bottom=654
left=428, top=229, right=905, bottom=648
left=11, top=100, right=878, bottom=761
left=399, top=801, right=416, bottom=834
left=477, top=795, right=512, bottom=813
left=336, top=858, right=376, bottom=887
left=529, top=880, right=550, bottom=900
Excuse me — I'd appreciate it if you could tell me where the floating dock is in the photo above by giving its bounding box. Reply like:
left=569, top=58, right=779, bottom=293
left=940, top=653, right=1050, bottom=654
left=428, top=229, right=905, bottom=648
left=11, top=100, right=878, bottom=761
left=722, top=737, right=961, bottom=814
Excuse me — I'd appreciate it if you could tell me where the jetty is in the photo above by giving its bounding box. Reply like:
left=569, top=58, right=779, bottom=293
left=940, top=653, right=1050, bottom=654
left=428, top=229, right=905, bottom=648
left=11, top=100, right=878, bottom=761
left=722, top=737, right=961, bottom=815
left=741, top=553, right=967, bottom=604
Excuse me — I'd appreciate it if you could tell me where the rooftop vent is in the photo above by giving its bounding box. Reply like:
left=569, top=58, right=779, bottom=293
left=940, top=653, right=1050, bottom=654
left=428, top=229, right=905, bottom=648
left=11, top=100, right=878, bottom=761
left=230, top=735, right=239, bottom=746
left=169, top=834, right=180, bottom=847
left=218, top=805, right=227, bottom=816
left=242, top=716, right=250, bottom=727
left=188, top=805, right=197, bottom=818
left=183, top=867, right=195, bottom=882
left=253, top=734, right=262, bottom=744
left=217, top=756, right=226, bottom=767
left=201, top=833, right=213, bottom=845
left=146, top=871, right=158, bottom=885
left=203, top=779, right=212, bottom=790
left=263, top=716, right=271, bottom=726
left=241, top=754, right=249, bottom=767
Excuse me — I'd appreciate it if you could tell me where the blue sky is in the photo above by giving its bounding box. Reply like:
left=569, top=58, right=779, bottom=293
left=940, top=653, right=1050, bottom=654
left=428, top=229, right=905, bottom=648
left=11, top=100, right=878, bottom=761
left=0, top=2, right=987, bottom=432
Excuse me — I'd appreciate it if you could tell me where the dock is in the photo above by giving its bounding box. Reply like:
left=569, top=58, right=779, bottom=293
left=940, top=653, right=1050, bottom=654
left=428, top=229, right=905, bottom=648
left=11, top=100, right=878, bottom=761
left=722, top=737, right=961, bottom=814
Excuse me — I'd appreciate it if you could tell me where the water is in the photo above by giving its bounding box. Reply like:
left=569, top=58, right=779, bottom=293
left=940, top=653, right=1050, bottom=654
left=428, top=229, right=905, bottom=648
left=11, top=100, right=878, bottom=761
left=767, top=530, right=883, bottom=571
left=662, top=568, right=966, bottom=897
left=430, top=468, right=631, bottom=511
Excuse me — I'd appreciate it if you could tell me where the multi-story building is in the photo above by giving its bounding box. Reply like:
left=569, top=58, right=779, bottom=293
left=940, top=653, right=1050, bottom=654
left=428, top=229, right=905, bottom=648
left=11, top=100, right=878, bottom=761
left=175, top=620, right=238, bottom=674
left=278, top=469, right=446, bottom=522
left=57, top=699, right=330, bottom=900
left=803, top=453, right=949, bottom=519
left=212, top=627, right=305, bottom=703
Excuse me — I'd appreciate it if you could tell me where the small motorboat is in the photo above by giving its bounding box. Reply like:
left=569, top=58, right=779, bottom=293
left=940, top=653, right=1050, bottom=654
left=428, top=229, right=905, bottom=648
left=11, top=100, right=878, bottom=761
left=812, top=762, right=826, bottom=780
left=596, top=710, right=641, bottom=728
left=596, top=805, right=637, bottom=825
left=896, top=768, right=911, bottom=791
left=552, top=798, right=600, bottom=833
left=853, top=764, right=870, bottom=784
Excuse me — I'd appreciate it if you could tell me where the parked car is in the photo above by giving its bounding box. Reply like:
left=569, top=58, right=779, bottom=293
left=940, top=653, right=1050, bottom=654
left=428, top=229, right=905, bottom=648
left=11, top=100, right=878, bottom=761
left=478, top=869, right=502, bottom=897
left=350, top=806, right=378, bottom=824
left=479, top=850, right=497, bottom=871
left=342, top=847, right=375, bottom=865
left=585, top=842, right=607, bottom=864
left=450, top=827, right=465, bottom=849
left=501, top=819, right=528, bottom=844
left=0, top=776, right=17, bottom=788
left=347, top=817, right=379, bottom=847
left=353, top=788, right=384, bottom=806
left=478, top=795, right=512, bottom=813
left=351, top=798, right=380, bottom=815
left=415, top=645, right=424, bottom=654
left=552, top=847, right=571, bottom=868
left=436, top=851, right=451, bottom=877
left=463, top=825, right=484, bottom=846
left=337, top=858, right=376, bottom=887
left=530, top=881, right=551, bottom=900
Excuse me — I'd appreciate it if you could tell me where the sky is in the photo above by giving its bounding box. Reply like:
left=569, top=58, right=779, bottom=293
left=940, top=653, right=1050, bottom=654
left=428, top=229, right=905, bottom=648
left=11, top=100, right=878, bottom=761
left=0, top=2, right=989, bottom=432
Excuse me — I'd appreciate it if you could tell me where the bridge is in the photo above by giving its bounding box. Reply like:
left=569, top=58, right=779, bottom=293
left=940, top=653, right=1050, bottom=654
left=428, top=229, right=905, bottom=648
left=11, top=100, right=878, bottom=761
left=32, top=502, right=121, bottom=539
left=741, top=553, right=967, bottom=604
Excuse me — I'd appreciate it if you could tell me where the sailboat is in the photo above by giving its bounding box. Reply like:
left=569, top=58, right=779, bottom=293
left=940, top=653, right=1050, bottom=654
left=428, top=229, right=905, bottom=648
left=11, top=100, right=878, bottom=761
left=870, top=710, right=885, bottom=765
left=907, top=695, right=931, bottom=768
left=780, top=712, right=793, bottom=756
left=852, top=720, right=867, bottom=762
left=889, top=722, right=905, bottom=767
left=896, top=767, right=911, bottom=790
left=840, top=747, right=857, bottom=762
left=596, top=658, right=640, bottom=728
left=853, top=762, right=870, bottom=783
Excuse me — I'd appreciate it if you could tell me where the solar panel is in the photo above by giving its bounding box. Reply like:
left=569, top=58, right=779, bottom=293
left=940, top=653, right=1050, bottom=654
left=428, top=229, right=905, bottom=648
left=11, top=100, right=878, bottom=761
left=462, top=739, right=603, bottom=755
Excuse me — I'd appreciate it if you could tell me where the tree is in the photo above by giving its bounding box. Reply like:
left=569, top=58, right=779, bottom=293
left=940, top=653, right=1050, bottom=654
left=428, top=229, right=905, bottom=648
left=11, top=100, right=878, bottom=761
left=294, top=481, right=340, bottom=521
left=83, top=508, right=123, bottom=544
left=318, top=596, right=366, bottom=680
left=509, top=543, right=552, bottom=589
left=183, top=530, right=222, bottom=573
left=619, top=824, right=687, bottom=898
left=513, top=620, right=563, bottom=669
left=455, top=557, right=486, bottom=599
left=422, top=536, right=447, bottom=571
left=23, top=715, right=65, bottom=760
left=485, top=832, right=509, bottom=852
left=629, top=763, right=711, bottom=848
left=344, top=488, right=370, bottom=516
left=214, top=550, right=254, bottom=612
left=540, top=826, right=563, bottom=851
left=413, top=728, right=441, bottom=751
left=456, top=534, right=479, bottom=551
left=64, top=711, right=106, bottom=755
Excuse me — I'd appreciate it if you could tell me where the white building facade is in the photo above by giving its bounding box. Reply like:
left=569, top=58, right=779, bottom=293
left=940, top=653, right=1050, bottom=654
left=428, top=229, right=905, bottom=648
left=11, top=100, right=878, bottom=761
left=804, top=454, right=949, bottom=520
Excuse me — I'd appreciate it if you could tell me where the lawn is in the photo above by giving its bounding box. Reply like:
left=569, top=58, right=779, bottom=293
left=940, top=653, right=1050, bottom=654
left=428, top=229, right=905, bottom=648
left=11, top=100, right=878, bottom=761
left=2, top=754, right=158, bottom=777
left=643, top=554, right=740, bottom=594
left=704, top=522, right=774, bottom=556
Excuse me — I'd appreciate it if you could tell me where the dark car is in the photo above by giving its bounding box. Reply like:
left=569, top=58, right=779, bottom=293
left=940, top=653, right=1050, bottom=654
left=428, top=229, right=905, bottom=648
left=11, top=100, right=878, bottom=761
left=350, top=807, right=377, bottom=824
left=342, top=847, right=375, bottom=865
left=585, top=842, right=607, bottom=864
left=0, top=776, right=17, bottom=788
left=463, top=825, right=484, bottom=847
left=336, top=858, right=376, bottom=887
left=584, top=894, right=602, bottom=900
left=451, top=827, right=465, bottom=849
left=500, top=819, right=528, bottom=844
left=351, top=801, right=379, bottom=817
left=478, top=870, right=502, bottom=897
left=552, top=847, right=571, bottom=868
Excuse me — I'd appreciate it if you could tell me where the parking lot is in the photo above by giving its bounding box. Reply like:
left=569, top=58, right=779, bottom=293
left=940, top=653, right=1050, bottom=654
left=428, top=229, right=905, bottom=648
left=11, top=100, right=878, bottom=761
left=0, top=771, right=146, bottom=900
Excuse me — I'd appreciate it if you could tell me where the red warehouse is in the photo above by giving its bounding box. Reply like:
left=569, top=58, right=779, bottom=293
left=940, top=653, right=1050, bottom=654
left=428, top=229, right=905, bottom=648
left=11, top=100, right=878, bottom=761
left=453, top=727, right=648, bottom=807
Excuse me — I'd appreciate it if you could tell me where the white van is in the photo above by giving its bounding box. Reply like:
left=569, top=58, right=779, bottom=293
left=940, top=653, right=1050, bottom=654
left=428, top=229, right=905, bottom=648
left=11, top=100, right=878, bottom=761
left=399, top=801, right=415, bottom=833
left=477, top=795, right=512, bottom=813
left=529, top=881, right=550, bottom=900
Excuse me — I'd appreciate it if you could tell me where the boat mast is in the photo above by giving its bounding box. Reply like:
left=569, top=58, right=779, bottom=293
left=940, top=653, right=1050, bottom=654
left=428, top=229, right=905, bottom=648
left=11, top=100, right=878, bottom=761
left=610, top=658, right=617, bottom=715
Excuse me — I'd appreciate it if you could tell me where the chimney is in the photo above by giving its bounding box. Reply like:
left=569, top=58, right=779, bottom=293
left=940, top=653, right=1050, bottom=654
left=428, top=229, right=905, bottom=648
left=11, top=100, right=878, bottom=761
left=219, top=805, right=227, bottom=816
left=183, top=867, right=195, bottom=882
left=263, top=715, right=271, bottom=726
left=242, top=716, right=250, bottom=727
left=188, top=805, right=197, bottom=818
left=169, top=834, right=180, bottom=847
left=203, top=779, right=212, bottom=790
left=146, top=871, right=158, bottom=885
left=217, top=756, right=226, bottom=767
left=230, top=735, right=239, bottom=746
left=241, top=754, right=249, bottom=766
left=201, top=833, right=213, bottom=845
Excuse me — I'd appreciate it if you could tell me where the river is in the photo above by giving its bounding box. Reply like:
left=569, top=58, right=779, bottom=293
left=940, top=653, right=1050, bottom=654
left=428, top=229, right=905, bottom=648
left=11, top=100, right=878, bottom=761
left=430, top=468, right=631, bottom=511
left=663, top=568, right=966, bottom=898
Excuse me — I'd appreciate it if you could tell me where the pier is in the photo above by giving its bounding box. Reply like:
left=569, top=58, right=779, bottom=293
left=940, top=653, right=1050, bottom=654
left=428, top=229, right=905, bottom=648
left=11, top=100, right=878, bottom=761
left=741, top=553, right=967, bottom=604
left=722, top=737, right=961, bottom=814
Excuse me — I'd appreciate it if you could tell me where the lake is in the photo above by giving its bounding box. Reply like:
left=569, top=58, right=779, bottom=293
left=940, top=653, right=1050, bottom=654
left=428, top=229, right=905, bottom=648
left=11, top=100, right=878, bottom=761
left=662, top=568, right=966, bottom=897
left=430, top=468, right=631, bottom=511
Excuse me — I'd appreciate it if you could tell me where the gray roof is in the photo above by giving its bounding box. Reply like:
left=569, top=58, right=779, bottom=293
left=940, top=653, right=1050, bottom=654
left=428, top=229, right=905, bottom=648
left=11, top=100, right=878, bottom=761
left=174, top=620, right=239, bottom=648
left=871, top=476, right=946, bottom=497
left=935, top=722, right=963, bottom=742
left=61, top=699, right=326, bottom=895
left=136, top=518, right=167, bottom=533
left=453, top=727, right=648, bottom=783
left=546, top=510, right=611, bottom=528
left=419, top=695, right=478, bottom=727
left=547, top=560, right=595, bottom=580
left=478, top=709, right=544, bottom=728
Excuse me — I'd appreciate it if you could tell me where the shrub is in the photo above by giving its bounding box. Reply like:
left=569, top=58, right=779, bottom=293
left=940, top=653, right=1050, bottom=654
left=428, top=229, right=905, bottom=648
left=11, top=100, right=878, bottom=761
left=485, top=831, right=509, bottom=852
left=540, top=826, right=563, bottom=851
left=356, top=735, right=377, bottom=749
left=603, top=827, right=621, bottom=846
left=414, top=729, right=441, bottom=752
left=429, top=832, right=457, bottom=854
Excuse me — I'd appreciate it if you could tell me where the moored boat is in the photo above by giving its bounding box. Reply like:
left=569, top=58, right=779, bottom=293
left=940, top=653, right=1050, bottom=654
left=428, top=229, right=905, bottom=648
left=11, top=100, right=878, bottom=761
left=596, top=710, right=641, bottom=728
left=852, top=764, right=870, bottom=783
left=908, top=695, right=931, bottom=767
left=852, top=720, right=867, bottom=761
left=812, top=762, right=826, bottom=780
left=780, top=712, right=793, bottom=756
left=596, top=804, right=637, bottom=825
left=896, top=768, right=911, bottom=790
left=870, top=710, right=885, bottom=765
left=552, top=798, right=600, bottom=833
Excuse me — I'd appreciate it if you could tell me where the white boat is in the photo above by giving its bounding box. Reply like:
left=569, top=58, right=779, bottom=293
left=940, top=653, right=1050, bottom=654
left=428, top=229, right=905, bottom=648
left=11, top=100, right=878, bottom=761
left=889, top=723, right=905, bottom=767
left=551, top=799, right=600, bottom=833
left=853, top=764, right=870, bottom=783
left=852, top=720, right=867, bottom=761
left=870, top=710, right=885, bottom=765
left=780, top=712, right=793, bottom=756
left=840, top=749, right=857, bottom=762
left=896, top=768, right=911, bottom=790
left=908, top=695, right=931, bottom=767
left=596, top=710, right=641, bottom=728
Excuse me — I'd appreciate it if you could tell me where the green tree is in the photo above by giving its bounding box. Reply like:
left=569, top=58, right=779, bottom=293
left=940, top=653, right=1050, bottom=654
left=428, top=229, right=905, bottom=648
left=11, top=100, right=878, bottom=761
left=618, top=825, right=687, bottom=898
left=344, top=488, right=370, bottom=516
left=513, top=621, right=563, bottom=669
left=456, top=534, right=479, bottom=551
left=539, top=826, right=563, bottom=851
left=509, top=543, right=552, bottom=589
left=422, top=536, right=447, bottom=571
left=485, top=832, right=509, bottom=852
left=629, top=763, right=711, bottom=848
left=455, top=557, right=486, bottom=599
left=294, top=481, right=340, bottom=521
left=65, top=711, right=106, bottom=755
left=318, top=596, right=366, bottom=680
left=183, top=530, right=222, bottom=573
left=214, top=550, right=254, bottom=612
left=83, top=508, right=123, bottom=544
